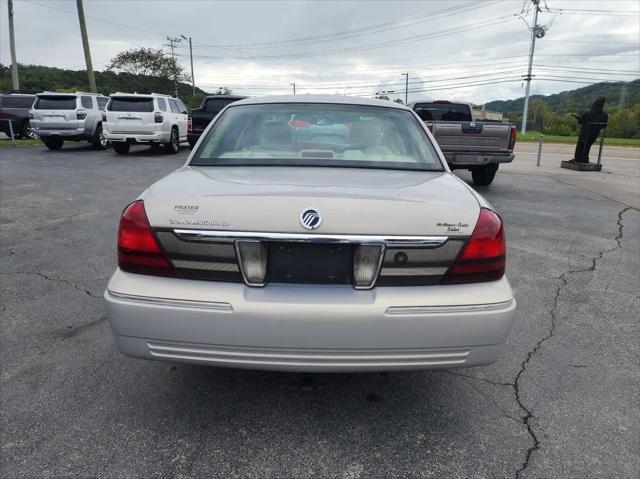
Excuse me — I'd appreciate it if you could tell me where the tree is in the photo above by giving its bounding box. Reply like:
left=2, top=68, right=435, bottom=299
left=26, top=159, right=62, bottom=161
left=214, top=86, right=233, bottom=95
left=107, top=48, right=187, bottom=95
left=393, top=98, right=404, bottom=104
left=374, top=95, right=390, bottom=101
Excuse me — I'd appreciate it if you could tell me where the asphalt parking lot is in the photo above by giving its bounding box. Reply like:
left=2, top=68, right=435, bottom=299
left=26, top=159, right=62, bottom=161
left=1, top=141, right=638, bottom=478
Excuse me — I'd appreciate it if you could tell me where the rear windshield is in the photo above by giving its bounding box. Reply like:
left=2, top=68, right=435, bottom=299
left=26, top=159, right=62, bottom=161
left=412, top=102, right=472, bottom=122
left=191, top=103, right=443, bottom=172
left=108, top=97, right=154, bottom=112
left=1, top=95, right=35, bottom=108
left=205, top=98, right=240, bottom=113
left=35, top=96, right=77, bottom=110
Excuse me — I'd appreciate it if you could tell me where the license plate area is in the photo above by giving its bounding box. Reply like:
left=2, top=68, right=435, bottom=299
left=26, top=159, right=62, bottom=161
left=266, top=242, right=353, bottom=284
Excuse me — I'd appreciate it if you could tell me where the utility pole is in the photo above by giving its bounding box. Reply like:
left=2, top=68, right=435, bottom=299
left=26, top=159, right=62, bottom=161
left=401, top=73, right=409, bottom=105
left=165, top=36, right=181, bottom=97
left=521, top=0, right=541, bottom=134
left=180, top=35, right=195, bottom=96
left=7, top=0, right=19, bottom=90
left=76, top=0, right=97, bottom=93
left=290, top=82, right=296, bottom=94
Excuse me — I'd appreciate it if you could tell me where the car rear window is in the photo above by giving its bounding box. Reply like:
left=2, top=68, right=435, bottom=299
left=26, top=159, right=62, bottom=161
left=1, top=95, right=35, bottom=108
left=204, top=98, right=239, bottom=113
left=35, top=96, right=77, bottom=110
left=191, top=103, right=443, bottom=172
left=108, top=97, right=154, bottom=112
left=412, top=102, right=472, bottom=122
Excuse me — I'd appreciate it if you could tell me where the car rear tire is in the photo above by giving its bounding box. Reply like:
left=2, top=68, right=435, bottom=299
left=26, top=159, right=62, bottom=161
left=471, top=165, right=498, bottom=186
left=165, top=127, right=179, bottom=154
left=42, top=137, right=64, bottom=150
left=113, top=143, right=130, bottom=155
left=92, top=124, right=109, bottom=150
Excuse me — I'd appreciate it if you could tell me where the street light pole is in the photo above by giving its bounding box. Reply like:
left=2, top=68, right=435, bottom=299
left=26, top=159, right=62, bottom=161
left=290, top=82, right=296, bottom=94
left=401, top=73, right=409, bottom=105
left=180, top=35, right=195, bottom=97
left=521, top=0, right=541, bottom=134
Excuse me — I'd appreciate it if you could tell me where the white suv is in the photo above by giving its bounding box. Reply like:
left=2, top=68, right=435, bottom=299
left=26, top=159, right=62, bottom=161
left=103, top=93, right=188, bottom=155
left=30, top=92, right=110, bottom=150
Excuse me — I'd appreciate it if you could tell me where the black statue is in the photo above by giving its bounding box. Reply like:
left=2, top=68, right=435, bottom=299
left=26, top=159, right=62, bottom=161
left=571, top=97, right=608, bottom=163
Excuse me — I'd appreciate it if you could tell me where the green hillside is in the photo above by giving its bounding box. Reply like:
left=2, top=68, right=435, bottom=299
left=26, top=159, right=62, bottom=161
left=484, top=80, right=640, bottom=138
left=0, top=63, right=208, bottom=108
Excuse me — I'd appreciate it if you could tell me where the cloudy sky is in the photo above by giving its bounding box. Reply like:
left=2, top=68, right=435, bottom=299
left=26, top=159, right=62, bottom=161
left=1, top=0, right=638, bottom=104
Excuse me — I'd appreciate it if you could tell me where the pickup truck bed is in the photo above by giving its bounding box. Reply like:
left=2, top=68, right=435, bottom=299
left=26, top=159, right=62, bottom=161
left=410, top=101, right=516, bottom=186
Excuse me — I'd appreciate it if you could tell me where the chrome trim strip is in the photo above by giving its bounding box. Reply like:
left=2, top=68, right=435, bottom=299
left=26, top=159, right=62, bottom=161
left=147, top=343, right=470, bottom=360
left=106, top=290, right=233, bottom=312
left=385, top=299, right=514, bottom=316
left=174, top=229, right=449, bottom=247
left=147, top=351, right=468, bottom=367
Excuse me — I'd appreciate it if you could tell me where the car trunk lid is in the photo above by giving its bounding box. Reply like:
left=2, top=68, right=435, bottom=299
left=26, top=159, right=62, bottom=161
left=143, top=166, right=479, bottom=237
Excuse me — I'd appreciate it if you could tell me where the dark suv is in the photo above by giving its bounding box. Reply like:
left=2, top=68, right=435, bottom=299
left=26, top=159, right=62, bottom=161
left=0, top=93, right=37, bottom=139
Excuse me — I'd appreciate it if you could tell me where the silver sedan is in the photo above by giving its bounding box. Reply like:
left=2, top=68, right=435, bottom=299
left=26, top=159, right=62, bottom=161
left=105, top=95, right=516, bottom=372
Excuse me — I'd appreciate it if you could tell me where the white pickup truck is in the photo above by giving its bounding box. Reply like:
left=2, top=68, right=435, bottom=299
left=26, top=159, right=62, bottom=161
left=410, top=101, right=516, bottom=186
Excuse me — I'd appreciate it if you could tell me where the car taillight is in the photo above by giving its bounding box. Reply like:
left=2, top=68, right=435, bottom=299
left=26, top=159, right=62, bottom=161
left=117, top=200, right=175, bottom=277
left=441, top=208, right=505, bottom=284
left=187, top=117, right=192, bottom=132
left=101, top=112, right=107, bottom=122
left=77, top=110, right=87, bottom=120
left=154, top=112, right=163, bottom=124
left=508, top=127, right=516, bottom=150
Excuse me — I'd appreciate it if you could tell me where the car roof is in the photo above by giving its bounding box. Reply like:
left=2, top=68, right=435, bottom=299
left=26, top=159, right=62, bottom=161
left=231, top=94, right=411, bottom=110
left=408, top=100, right=473, bottom=108
left=109, top=92, right=175, bottom=99
left=37, top=91, right=106, bottom=97
left=204, top=95, right=248, bottom=100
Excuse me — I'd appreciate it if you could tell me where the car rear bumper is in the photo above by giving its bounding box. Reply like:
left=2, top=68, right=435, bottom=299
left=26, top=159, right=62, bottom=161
left=105, top=269, right=517, bottom=372
left=104, top=131, right=169, bottom=144
left=444, top=153, right=514, bottom=168
left=33, top=127, right=86, bottom=139
left=187, top=132, right=202, bottom=144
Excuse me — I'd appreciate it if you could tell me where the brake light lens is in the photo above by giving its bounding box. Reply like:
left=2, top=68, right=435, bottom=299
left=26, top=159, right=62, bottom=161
left=117, top=200, right=175, bottom=277
left=442, top=208, right=505, bottom=284
left=154, top=112, right=163, bottom=124
left=76, top=110, right=87, bottom=120
left=187, top=117, right=192, bottom=132
left=508, top=127, right=517, bottom=150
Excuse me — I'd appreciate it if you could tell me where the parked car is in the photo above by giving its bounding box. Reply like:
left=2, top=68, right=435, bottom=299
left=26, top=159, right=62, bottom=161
left=30, top=91, right=109, bottom=150
left=409, top=100, right=516, bottom=186
left=105, top=95, right=516, bottom=372
left=0, top=92, right=37, bottom=139
left=103, top=92, right=188, bottom=155
left=187, top=94, right=247, bottom=147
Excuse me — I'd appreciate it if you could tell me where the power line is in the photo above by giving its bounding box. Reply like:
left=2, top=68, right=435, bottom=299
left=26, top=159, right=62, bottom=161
left=193, top=1, right=501, bottom=50
left=24, top=0, right=166, bottom=37
left=201, top=14, right=517, bottom=60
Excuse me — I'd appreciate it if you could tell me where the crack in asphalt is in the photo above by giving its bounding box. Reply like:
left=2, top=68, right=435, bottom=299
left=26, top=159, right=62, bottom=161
left=512, top=206, right=630, bottom=479
left=0, top=271, right=103, bottom=299
left=444, top=207, right=631, bottom=479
